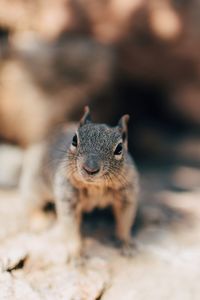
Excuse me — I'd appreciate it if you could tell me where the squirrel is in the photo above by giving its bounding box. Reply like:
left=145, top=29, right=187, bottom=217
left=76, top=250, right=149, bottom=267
left=20, top=106, right=139, bottom=259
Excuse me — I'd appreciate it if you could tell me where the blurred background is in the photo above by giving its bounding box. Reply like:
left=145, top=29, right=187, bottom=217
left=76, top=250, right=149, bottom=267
left=0, top=0, right=200, bottom=153
left=0, top=1, right=200, bottom=299
left=0, top=0, right=200, bottom=175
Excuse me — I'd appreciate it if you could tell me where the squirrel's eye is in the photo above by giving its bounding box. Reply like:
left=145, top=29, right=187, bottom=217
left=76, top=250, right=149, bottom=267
left=72, top=134, right=78, bottom=147
left=114, top=143, right=123, bottom=155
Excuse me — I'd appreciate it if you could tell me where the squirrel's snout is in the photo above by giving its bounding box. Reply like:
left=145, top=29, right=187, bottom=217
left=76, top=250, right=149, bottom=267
left=82, top=156, right=100, bottom=176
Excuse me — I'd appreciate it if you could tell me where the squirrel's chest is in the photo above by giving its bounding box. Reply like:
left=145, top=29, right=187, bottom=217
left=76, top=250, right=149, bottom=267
left=78, top=186, right=114, bottom=212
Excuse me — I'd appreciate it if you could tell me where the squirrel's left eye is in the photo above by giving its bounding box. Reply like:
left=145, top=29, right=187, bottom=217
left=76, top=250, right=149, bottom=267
left=72, top=134, right=78, bottom=147
left=114, top=143, right=123, bottom=155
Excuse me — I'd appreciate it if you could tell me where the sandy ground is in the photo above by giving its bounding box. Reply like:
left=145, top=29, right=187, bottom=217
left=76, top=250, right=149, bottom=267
left=0, top=165, right=200, bottom=299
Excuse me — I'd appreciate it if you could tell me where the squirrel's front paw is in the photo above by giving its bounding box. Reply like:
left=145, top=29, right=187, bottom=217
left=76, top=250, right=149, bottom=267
left=112, top=237, right=137, bottom=257
left=120, top=239, right=138, bottom=257
left=26, top=210, right=54, bottom=233
left=49, top=224, right=82, bottom=263
left=66, top=238, right=82, bottom=263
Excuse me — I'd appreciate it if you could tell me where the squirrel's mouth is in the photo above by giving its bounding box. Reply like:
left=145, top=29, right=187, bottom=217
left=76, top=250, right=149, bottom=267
left=83, top=168, right=100, bottom=176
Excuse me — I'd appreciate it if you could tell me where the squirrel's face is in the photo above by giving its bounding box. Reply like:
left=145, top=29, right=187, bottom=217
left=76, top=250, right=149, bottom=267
left=67, top=107, right=129, bottom=186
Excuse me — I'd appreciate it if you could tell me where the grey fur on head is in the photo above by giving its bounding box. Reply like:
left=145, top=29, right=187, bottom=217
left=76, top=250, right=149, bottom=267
left=67, top=106, right=130, bottom=186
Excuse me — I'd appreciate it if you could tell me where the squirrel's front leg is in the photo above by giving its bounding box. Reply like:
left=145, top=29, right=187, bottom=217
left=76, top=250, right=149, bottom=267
left=113, top=187, right=138, bottom=255
left=54, top=173, right=82, bottom=261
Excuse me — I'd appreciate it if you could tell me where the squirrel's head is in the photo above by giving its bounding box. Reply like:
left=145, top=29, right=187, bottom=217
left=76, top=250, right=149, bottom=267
left=67, top=106, right=129, bottom=186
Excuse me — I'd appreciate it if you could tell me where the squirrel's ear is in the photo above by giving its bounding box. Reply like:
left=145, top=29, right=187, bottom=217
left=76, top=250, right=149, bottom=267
left=79, top=106, right=91, bottom=127
left=118, top=114, right=129, bottom=149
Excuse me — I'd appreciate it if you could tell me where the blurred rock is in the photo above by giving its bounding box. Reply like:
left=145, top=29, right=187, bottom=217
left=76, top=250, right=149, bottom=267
left=172, top=166, right=200, bottom=191
left=0, top=37, right=114, bottom=146
left=0, top=271, right=40, bottom=300
left=170, top=84, right=200, bottom=125
left=0, top=145, right=23, bottom=188
left=0, top=0, right=70, bottom=41
left=26, top=258, right=109, bottom=300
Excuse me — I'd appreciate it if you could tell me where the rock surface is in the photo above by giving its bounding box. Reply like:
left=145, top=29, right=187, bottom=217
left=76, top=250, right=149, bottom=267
left=0, top=165, right=200, bottom=299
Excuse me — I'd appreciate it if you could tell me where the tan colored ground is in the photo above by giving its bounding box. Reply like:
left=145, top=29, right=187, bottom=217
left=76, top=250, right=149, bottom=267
left=0, top=166, right=200, bottom=299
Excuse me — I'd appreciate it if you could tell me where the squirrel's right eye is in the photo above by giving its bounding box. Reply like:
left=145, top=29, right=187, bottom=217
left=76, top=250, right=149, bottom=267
left=72, top=134, right=78, bottom=147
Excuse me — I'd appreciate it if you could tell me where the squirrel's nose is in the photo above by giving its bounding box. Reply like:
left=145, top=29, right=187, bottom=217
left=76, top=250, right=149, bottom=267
left=83, top=165, right=100, bottom=175
left=82, top=157, right=100, bottom=175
